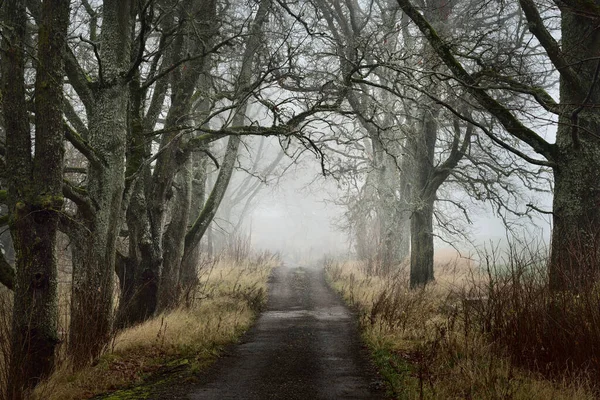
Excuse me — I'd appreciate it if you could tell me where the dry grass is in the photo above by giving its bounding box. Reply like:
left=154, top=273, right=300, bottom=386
left=27, top=253, right=278, bottom=400
left=325, top=249, right=597, bottom=400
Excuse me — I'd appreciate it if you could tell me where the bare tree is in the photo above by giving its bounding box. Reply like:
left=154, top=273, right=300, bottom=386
left=62, top=0, right=135, bottom=365
left=179, top=0, right=273, bottom=275
left=397, top=0, right=600, bottom=290
left=305, top=0, right=474, bottom=284
left=1, top=0, right=70, bottom=395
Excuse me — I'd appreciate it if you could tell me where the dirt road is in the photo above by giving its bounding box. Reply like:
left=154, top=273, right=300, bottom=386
left=183, top=265, right=385, bottom=399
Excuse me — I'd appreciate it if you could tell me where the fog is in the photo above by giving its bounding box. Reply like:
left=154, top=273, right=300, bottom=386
left=228, top=140, right=554, bottom=263
left=247, top=153, right=349, bottom=260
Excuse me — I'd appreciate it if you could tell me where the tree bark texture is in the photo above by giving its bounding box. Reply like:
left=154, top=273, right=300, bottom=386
left=115, top=3, right=177, bottom=328
left=114, top=62, right=159, bottom=329
left=549, top=8, right=600, bottom=291
left=178, top=144, right=209, bottom=296
left=172, top=75, right=211, bottom=302
left=2, top=0, right=70, bottom=396
left=408, top=108, right=438, bottom=288
left=183, top=136, right=241, bottom=261
left=69, top=0, right=133, bottom=366
left=410, top=197, right=435, bottom=288
left=120, top=0, right=217, bottom=323
left=158, top=159, right=192, bottom=311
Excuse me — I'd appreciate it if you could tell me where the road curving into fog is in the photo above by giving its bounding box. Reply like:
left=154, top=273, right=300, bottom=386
left=182, top=265, right=385, bottom=399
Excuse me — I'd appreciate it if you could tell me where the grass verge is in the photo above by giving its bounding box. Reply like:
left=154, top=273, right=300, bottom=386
left=29, top=254, right=278, bottom=400
left=325, top=256, right=597, bottom=400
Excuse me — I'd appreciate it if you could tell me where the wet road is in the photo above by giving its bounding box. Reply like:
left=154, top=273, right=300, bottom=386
left=184, top=265, right=385, bottom=399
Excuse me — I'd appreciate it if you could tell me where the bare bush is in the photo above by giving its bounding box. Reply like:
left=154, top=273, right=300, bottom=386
left=326, top=246, right=599, bottom=399
left=467, top=240, right=600, bottom=379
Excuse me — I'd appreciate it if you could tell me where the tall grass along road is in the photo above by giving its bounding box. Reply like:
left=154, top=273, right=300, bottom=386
left=325, top=253, right=598, bottom=399
left=184, top=265, right=385, bottom=400
left=14, top=254, right=278, bottom=400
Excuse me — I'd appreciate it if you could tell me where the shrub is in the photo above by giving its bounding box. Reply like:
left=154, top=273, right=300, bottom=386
left=325, top=243, right=598, bottom=399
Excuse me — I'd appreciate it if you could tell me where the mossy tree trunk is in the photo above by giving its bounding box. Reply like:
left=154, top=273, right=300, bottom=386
left=410, top=197, right=435, bottom=287
left=68, top=0, right=133, bottom=366
left=179, top=151, right=208, bottom=298
left=158, top=159, right=192, bottom=311
left=2, top=0, right=70, bottom=395
left=121, top=0, right=217, bottom=320
left=178, top=83, right=211, bottom=296
left=549, top=8, right=600, bottom=291
left=115, top=69, right=156, bottom=329
left=115, top=2, right=176, bottom=328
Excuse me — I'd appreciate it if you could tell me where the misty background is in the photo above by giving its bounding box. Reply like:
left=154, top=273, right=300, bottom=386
left=222, top=136, right=553, bottom=262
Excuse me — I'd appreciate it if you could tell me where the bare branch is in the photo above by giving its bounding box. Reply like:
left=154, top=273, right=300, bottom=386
left=64, top=100, right=89, bottom=139
left=527, top=202, right=553, bottom=215
left=64, top=46, right=95, bottom=112
left=26, top=0, right=95, bottom=110
left=79, top=34, right=104, bottom=85
left=62, top=180, right=97, bottom=219
left=397, top=0, right=558, bottom=162
left=123, top=0, right=153, bottom=83
left=64, top=122, right=106, bottom=168
left=519, top=0, right=584, bottom=94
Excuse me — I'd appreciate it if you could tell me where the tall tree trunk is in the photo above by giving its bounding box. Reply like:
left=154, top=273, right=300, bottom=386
left=181, top=0, right=270, bottom=264
left=116, top=176, right=156, bottom=328
left=183, top=136, right=241, bottom=260
left=177, top=74, right=211, bottom=297
left=178, top=144, right=209, bottom=295
left=3, top=0, right=70, bottom=395
left=409, top=108, right=438, bottom=288
left=407, top=0, right=451, bottom=288
left=115, top=3, right=175, bottom=328
left=123, top=0, right=216, bottom=322
left=549, top=9, right=600, bottom=291
left=158, top=160, right=192, bottom=311
left=410, top=197, right=435, bottom=288
left=372, top=137, right=410, bottom=273
left=407, top=112, right=470, bottom=289
left=69, top=0, right=133, bottom=366
left=115, top=70, right=148, bottom=329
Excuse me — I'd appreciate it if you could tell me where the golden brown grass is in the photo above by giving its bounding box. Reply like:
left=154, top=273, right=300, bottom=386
left=28, top=254, right=278, bottom=400
left=325, top=252, right=597, bottom=400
